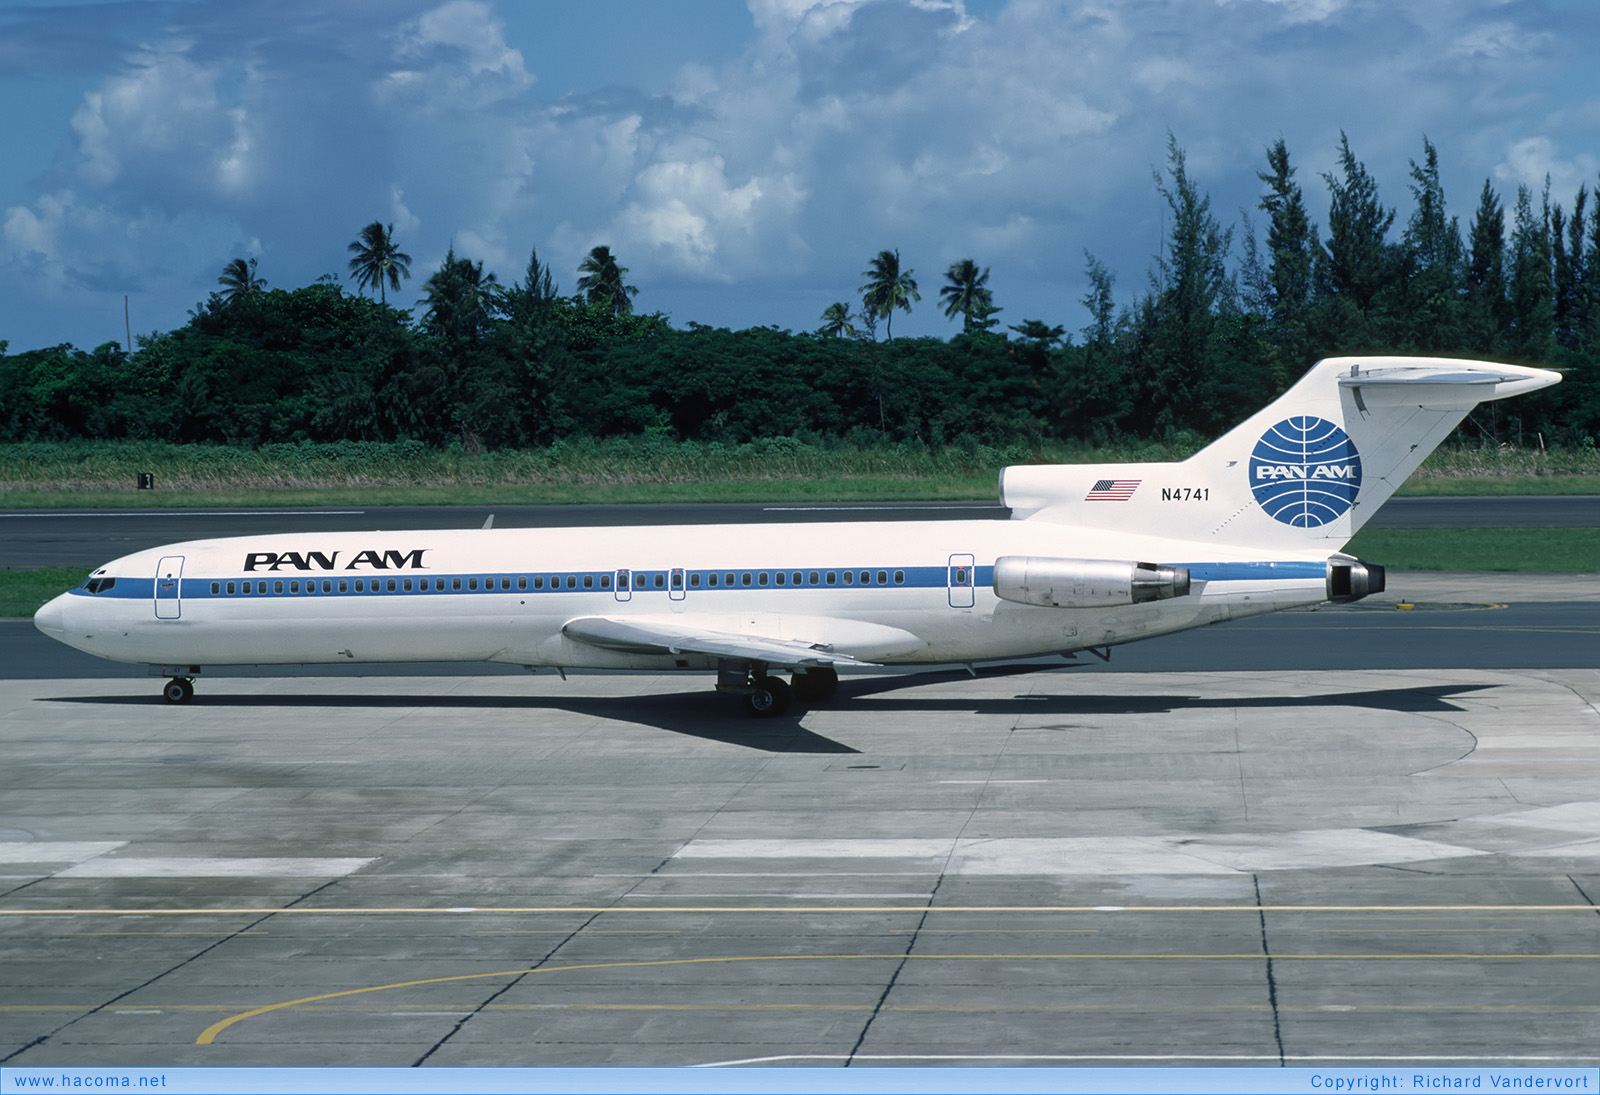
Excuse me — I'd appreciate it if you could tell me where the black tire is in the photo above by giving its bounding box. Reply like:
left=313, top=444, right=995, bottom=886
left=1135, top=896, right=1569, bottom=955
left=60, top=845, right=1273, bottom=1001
left=162, top=678, right=194, bottom=705
left=792, top=667, right=839, bottom=703
left=743, top=675, right=793, bottom=717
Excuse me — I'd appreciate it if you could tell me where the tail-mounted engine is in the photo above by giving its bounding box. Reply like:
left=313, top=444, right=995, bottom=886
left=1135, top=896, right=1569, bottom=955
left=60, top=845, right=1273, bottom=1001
left=1326, top=554, right=1385, bottom=603
left=993, top=556, right=1191, bottom=609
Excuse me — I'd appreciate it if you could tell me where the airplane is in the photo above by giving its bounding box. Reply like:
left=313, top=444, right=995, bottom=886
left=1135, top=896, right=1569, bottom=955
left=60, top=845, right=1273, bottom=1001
left=33, top=355, right=1559, bottom=715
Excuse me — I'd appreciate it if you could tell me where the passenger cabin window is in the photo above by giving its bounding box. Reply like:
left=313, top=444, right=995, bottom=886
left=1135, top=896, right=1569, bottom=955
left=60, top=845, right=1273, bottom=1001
left=273, top=580, right=284, bottom=594
left=226, top=581, right=236, bottom=595
left=690, top=573, right=701, bottom=588
left=758, top=572, right=768, bottom=586
left=775, top=571, right=785, bottom=586
left=826, top=571, right=836, bottom=585
left=566, top=575, right=577, bottom=589
left=403, top=578, right=413, bottom=592
left=210, top=581, right=220, bottom=595
left=468, top=577, right=478, bottom=591
left=792, top=572, right=802, bottom=585
left=323, top=580, right=333, bottom=593
left=741, top=572, right=751, bottom=587
left=878, top=570, right=889, bottom=585
left=842, top=571, right=853, bottom=585
left=517, top=576, right=527, bottom=591
left=355, top=579, right=365, bottom=593
left=708, top=573, right=719, bottom=587
left=671, top=571, right=682, bottom=590
left=451, top=577, right=461, bottom=591
left=289, top=580, right=300, bottom=594
left=583, top=574, right=594, bottom=589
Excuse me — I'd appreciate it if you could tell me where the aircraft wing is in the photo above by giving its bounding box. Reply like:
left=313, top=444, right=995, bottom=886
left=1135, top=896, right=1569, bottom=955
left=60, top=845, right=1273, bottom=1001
left=561, top=615, right=916, bottom=668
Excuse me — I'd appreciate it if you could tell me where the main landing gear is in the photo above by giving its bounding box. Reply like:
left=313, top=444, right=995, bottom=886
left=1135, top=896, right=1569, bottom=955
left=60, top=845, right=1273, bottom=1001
left=161, top=677, right=195, bottom=705
left=720, top=663, right=840, bottom=718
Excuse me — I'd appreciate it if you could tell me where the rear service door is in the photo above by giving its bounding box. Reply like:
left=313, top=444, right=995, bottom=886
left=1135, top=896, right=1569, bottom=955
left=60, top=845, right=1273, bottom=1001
left=155, top=555, right=185, bottom=619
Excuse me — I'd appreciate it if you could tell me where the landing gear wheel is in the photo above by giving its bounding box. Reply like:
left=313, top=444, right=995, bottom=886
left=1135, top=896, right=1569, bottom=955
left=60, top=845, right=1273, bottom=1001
left=791, top=667, right=839, bottom=703
left=162, top=677, right=194, bottom=705
left=742, top=675, right=793, bottom=717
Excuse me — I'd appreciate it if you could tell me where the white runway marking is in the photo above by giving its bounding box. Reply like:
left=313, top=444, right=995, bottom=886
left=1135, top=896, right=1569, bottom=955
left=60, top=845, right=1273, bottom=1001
left=0, top=841, right=125, bottom=864
left=672, top=802, right=1600, bottom=874
left=54, top=857, right=375, bottom=878
left=675, top=832, right=1486, bottom=874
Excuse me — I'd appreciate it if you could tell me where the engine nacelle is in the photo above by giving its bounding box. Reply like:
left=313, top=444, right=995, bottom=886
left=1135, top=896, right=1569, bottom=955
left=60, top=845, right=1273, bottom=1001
left=993, top=556, right=1191, bottom=609
left=1326, top=555, right=1385, bottom=604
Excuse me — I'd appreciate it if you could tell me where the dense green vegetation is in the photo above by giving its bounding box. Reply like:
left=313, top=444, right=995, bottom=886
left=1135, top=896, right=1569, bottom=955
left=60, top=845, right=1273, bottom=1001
left=2, top=135, right=1598, bottom=458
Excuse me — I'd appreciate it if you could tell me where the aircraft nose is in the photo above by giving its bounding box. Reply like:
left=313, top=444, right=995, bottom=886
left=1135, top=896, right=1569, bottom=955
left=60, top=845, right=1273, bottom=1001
left=33, top=593, right=68, bottom=639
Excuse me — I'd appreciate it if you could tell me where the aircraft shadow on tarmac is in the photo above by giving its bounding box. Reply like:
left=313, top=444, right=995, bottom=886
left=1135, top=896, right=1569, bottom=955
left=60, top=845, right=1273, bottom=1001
left=44, top=670, right=1494, bottom=753
left=836, top=668, right=1498, bottom=716
left=45, top=689, right=862, bottom=754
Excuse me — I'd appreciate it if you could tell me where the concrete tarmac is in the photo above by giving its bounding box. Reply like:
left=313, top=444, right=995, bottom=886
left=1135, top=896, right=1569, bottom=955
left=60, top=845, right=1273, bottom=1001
left=5, top=641, right=1600, bottom=1066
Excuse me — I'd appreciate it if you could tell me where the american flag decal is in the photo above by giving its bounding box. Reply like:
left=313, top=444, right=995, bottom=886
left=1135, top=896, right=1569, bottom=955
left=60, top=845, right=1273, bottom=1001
left=1085, top=478, right=1140, bottom=501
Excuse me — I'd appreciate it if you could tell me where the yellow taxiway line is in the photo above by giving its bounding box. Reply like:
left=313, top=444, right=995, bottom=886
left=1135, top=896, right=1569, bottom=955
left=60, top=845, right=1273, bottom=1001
left=195, top=950, right=1600, bottom=1046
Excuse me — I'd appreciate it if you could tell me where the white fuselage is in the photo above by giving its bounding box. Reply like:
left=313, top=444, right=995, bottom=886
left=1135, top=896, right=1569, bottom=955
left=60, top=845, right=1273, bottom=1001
left=35, top=518, right=1332, bottom=673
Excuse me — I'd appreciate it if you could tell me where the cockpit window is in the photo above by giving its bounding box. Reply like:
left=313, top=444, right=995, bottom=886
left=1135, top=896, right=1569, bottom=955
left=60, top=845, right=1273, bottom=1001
left=82, top=577, right=116, bottom=594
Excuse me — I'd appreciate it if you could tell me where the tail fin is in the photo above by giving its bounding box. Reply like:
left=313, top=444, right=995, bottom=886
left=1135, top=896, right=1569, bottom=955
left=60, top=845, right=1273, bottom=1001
left=1002, top=356, right=1560, bottom=551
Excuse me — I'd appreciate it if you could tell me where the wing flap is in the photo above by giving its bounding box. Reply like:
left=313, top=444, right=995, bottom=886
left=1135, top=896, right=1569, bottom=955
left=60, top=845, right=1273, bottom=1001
left=562, top=614, right=927, bottom=667
left=562, top=616, right=872, bottom=668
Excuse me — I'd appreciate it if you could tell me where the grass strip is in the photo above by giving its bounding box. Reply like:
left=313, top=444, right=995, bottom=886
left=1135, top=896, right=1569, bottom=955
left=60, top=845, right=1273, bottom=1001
left=1343, top=527, right=1600, bottom=572
left=2, top=568, right=90, bottom=618
left=3, top=440, right=1596, bottom=509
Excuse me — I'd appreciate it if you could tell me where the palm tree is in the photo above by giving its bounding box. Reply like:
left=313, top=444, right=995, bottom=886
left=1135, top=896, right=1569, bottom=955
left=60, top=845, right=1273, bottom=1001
left=816, top=301, right=857, bottom=338
left=217, top=258, right=265, bottom=302
left=576, top=245, right=639, bottom=316
left=346, top=221, right=412, bottom=304
left=859, top=249, right=919, bottom=340
left=420, top=247, right=498, bottom=345
left=939, top=258, right=999, bottom=333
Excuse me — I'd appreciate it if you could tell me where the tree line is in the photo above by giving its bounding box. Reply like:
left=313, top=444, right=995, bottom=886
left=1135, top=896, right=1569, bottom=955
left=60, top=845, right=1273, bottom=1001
left=2, top=132, right=1597, bottom=453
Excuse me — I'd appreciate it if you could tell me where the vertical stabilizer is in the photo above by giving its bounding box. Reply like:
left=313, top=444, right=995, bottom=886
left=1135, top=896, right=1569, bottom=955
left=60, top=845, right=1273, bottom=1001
left=1002, top=356, right=1560, bottom=551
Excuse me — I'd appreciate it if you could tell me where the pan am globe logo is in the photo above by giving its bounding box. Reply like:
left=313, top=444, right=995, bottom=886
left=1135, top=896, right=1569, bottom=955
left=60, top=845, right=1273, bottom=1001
left=1249, top=417, right=1362, bottom=527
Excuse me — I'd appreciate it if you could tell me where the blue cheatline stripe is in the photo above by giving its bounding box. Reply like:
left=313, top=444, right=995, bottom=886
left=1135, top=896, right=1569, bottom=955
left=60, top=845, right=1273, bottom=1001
left=1181, top=561, right=1327, bottom=582
left=65, top=559, right=1329, bottom=605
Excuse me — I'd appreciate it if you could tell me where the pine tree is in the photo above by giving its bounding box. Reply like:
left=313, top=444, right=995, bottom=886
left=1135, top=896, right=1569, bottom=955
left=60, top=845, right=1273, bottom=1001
left=1318, top=133, right=1396, bottom=347
left=1256, top=138, right=1314, bottom=369
left=1465, top=178, right=1508, bottom=353
left=1506, top=182, right=1555, bottom=361
left=1553, top=186, right=1587, bottom=350
left=1400, top=137, right=1464, bottom=351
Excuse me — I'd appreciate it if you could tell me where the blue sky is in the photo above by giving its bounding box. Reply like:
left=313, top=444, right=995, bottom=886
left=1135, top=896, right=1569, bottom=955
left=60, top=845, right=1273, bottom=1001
left=1, top=0, right=1596, bottom=353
